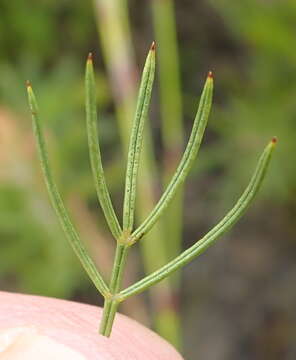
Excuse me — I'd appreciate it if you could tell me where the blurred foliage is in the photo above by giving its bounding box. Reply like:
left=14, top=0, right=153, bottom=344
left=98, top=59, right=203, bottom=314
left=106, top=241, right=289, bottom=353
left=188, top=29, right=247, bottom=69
left=205, top=0, right=296, bottom=205
left=0, top=0, right=113, bottom=298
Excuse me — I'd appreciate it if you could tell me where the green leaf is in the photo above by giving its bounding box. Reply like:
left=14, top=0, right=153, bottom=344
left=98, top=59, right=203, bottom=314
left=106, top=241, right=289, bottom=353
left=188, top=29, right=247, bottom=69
left=132, top=72, right=214, bottom=242
left=85, top=54, right=122, bottom=240
left=27, top=82, right=110, bottom=298
left=119, top=138, right=276, bottom=300
left=122, top=43, right=156, bottom=233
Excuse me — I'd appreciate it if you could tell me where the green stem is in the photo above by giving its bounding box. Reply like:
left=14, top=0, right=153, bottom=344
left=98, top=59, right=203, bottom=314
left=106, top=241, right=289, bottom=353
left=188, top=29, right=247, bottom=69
left=119, top=139, right=276, bottom=300
left=132, top=74, right=213, bottom=242
left=27, top=83, right=110, bottom=298
left=152, top=0, right=184, bottom=279
left=99, top=243, right=129, bottom=336
left=85, top=54, right=122, bottom=240
left=122, top=44, right=156, bottom=232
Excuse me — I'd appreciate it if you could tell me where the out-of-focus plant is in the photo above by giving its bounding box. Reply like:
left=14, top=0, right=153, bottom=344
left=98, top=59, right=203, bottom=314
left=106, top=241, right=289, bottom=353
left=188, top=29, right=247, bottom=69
left=27, top=43, right=276, bottom=337
left=205, top=0, right=296, bottom=206
left=149, top=0, right=184, bottom=346
left=0, top=1, right=116, bottom=301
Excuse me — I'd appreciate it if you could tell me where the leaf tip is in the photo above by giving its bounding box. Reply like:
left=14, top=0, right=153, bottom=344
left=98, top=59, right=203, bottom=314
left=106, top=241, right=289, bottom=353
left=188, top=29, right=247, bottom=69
left=87, top=52, right=93, bottom=62
left=151, top=41, right=156, bottom=51
left=26, top=80, right=32, bottom=89
left=207, top=71, right=213, bottom=79
left=271, top=136, right=278, bottom=146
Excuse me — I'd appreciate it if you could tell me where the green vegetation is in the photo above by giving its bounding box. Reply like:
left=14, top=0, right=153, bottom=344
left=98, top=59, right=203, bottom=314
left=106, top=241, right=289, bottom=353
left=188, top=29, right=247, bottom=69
left=1, top=1, right=294, bottom=355
left=27, top=43, right=275, bottom=336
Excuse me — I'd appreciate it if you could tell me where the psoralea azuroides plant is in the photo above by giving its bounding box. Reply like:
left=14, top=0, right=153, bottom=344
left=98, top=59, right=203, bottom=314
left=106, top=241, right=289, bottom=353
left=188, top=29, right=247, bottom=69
left=26, top=42, right=277, bottom=337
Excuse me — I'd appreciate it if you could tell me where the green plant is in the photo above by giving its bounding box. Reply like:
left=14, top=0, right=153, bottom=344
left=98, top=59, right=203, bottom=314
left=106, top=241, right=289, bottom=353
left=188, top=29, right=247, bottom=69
left=26, top=43, right=276, bottom=337
left=93, top=0, right=183, bottom=347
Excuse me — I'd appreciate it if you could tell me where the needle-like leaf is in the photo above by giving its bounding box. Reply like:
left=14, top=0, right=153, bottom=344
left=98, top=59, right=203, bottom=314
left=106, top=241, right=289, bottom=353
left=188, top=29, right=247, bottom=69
left=132, top=72, right=213, bottom=242
left=27, top=82, right=110, bottom=298
left=85, top=54, right=122, bottom=240
left=122, top=42, right=156, bottom=232
left=119, top=138, right=276, bottom=300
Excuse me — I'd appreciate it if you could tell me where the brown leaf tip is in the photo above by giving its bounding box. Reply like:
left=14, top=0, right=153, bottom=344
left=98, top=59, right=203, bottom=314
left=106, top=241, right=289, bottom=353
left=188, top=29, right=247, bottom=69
left=87, top=52, right=93, bottom=62
left=151, top=41, right=156, bottom=51
left=271, top=136, right=278, bottom=144
left=26, top=80, right=32, bottom=88
left=208, top=71, right=213, bottom=79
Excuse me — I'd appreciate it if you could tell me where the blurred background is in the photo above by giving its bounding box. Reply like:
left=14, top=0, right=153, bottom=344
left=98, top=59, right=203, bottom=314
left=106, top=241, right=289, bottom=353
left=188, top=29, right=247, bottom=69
left=0, top=0, right=295, bottom=358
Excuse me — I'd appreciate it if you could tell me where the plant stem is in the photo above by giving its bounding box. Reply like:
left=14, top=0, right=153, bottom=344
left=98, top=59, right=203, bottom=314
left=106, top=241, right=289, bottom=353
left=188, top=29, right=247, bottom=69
left=151, top=0, right=184, bottom=277
left=119, top=139, right=276, bottom=300
left=93, top=0, right=168, bottom=335
left=122, top=43, right=156, bottom=232
left=99, top=243, right=129, bottom=336
left=27, top=83, right=110, bottom=298
left=132, top=74, right=213, bottom=242
left=85, top=54, right=122, bottom=240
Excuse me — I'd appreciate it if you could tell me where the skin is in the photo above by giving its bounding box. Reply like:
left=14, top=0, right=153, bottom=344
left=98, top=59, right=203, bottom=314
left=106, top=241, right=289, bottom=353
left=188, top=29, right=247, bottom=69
left=0, top=292, right=183, bottom=359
